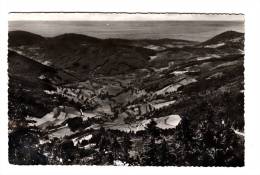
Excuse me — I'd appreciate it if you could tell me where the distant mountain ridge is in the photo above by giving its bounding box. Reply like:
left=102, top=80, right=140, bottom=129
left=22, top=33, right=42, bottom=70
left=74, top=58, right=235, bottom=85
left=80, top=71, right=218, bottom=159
left=8, top=30, right=244, bottom=79
left=9, top=30, right=244, bottom=48
left=9, top=31, right=158, bottom=78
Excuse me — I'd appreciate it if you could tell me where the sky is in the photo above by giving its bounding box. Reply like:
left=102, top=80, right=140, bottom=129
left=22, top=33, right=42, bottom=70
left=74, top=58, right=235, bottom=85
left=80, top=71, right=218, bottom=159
left=8, top=13, right=244, bottom=21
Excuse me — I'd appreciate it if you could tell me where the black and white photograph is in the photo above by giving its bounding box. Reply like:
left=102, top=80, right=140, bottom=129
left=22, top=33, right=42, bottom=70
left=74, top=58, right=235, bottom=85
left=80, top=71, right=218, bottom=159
left=7, top=12, right=245, bottom=166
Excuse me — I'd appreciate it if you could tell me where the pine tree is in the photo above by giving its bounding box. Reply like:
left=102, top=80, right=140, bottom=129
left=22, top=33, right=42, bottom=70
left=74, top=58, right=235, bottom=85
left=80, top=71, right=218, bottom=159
left=98, top=135, right=107, bottom=152
left=159, top=139, right=170, bottom=166
left=122, top=134, right=132, bottom=161
left=111, top=137, right=121, bottom=159
left=95, top=126, right=105, bottom=145
left=142, top=137, right=158, bottom=166
left=107, top=152, right=114, bottom=165
left=146, top=119, right=160, bottom=138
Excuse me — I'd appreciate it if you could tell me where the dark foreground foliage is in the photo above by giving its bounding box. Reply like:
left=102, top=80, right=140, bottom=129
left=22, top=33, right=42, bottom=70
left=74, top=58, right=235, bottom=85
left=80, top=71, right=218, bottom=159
left=9, top=89, right=244, bottom=166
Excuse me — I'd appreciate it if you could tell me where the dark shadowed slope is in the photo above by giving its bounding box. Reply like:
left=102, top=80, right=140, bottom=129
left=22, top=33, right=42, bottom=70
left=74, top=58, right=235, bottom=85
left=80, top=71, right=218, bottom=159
left=9, top=30, right=46, bottom=47
left=8, top=50, right=77, bottom=85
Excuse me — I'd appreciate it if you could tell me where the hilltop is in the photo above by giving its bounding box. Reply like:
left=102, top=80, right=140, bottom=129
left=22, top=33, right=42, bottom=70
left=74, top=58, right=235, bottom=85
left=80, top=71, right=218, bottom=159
left=201, top=31, right=244, bottom=46
left=9, top=30, right=45, bottom=47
